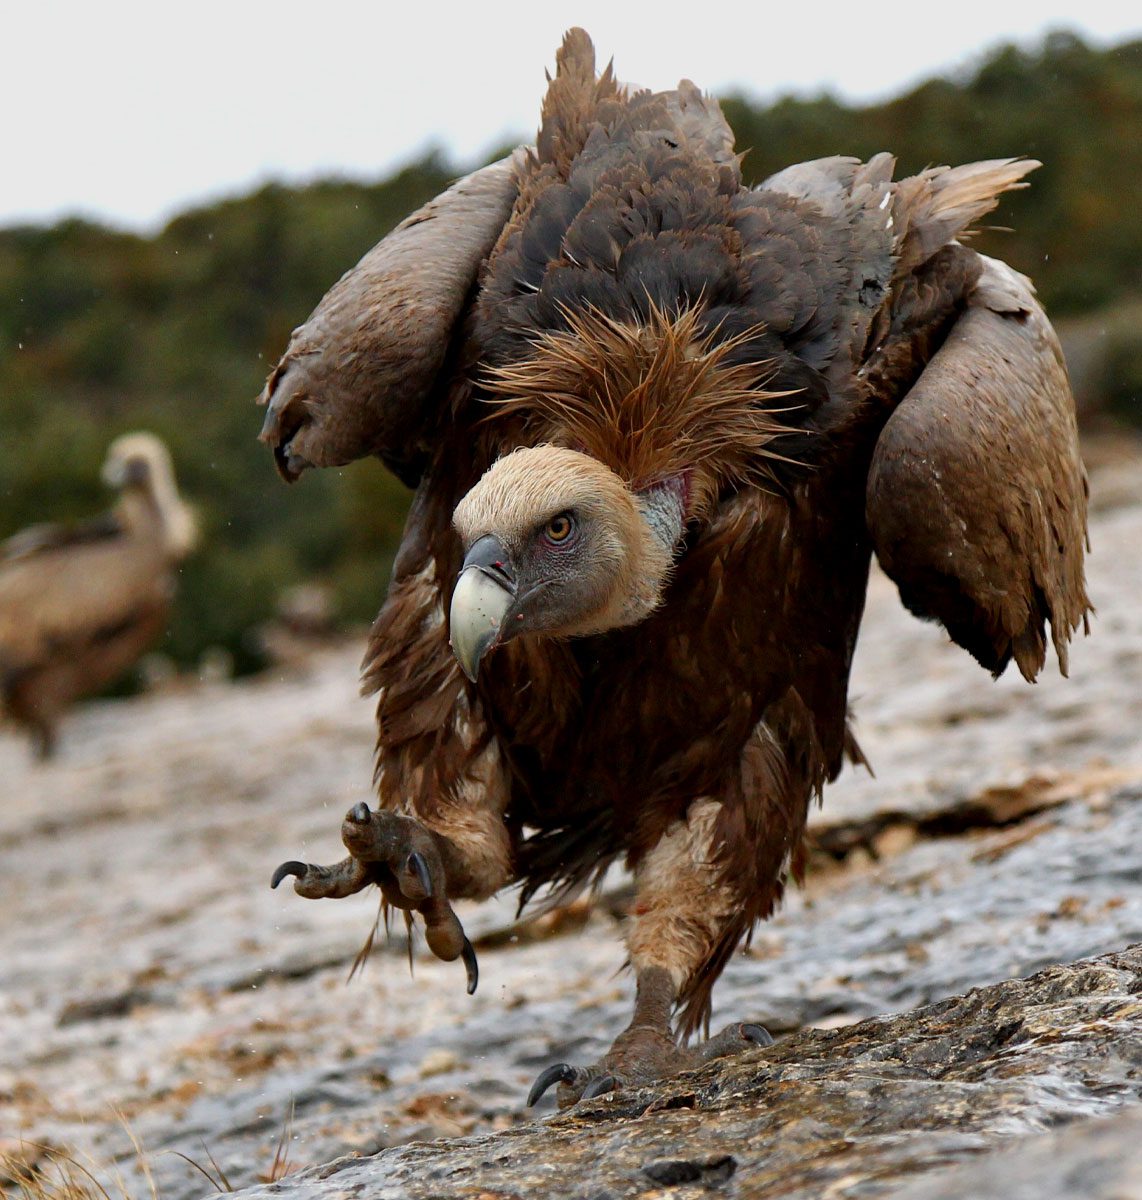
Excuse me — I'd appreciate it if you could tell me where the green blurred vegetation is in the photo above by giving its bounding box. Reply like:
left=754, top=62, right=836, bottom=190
left=2, top=31, right=1140, bottom=675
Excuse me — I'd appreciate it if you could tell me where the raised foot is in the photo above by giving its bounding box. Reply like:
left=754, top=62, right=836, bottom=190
left=526, top=1020, right=773, bottom=1109
left=271, top=802, right=478, bottom=994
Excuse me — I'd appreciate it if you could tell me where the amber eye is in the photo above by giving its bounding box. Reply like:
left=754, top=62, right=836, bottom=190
left=544, top=513, right=575, bottom=545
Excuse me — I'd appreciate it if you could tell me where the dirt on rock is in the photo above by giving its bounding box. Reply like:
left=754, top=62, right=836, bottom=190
left=2, top=438, right=1141, bottom=1200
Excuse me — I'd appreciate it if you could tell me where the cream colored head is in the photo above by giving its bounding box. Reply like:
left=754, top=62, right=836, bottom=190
left=102, top=432, right=198, bottom=559
left=449, top=445, right=685, bottom=679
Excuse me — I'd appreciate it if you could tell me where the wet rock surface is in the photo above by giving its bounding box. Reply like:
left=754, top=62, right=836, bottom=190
left=223, top=945, right=1142, bottom=1200
left=3, top=442, right=1142, bottom=1199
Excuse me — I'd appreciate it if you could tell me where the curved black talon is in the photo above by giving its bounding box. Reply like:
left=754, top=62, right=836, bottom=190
left=527, top=1062, right=577, bottom=1108
left=271, top=861, right=308, bottom=889
left=347, top=801, right=371, bottom=824
left=461, top=936, right=479, bottom=995
left=741, top=1023, right=774, bottom=1047
left=580, top=1073, right=617, bottom=1101
left=407, top=851, right=433, bottom=899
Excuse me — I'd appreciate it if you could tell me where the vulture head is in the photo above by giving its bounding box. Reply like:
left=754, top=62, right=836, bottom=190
left=447, top=306, right=789, bottom=681
left=449, top=446, right=686, bottom=680
left=102, top=432, right=198, bottom=559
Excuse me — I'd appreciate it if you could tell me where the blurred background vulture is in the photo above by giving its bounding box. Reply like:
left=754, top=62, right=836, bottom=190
left=263, top=30, right=1090, bottom=1106
left=0, top=433, right=196, bottom=759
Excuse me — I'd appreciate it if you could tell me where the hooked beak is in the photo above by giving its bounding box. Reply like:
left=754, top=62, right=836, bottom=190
left=449, top=535, right=516, bottom=682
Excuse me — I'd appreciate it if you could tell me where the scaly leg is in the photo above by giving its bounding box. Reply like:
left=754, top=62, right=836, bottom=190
left=527, top=799, right=775, bottom=1108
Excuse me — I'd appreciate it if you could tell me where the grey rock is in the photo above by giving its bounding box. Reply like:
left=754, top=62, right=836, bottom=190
left=886, top=1107, right=1142, bottom=1200
left=224, top=945, right=1142, bottom=1200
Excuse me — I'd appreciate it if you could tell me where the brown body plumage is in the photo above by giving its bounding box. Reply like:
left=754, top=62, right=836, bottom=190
left=0, top=433, right=196, bottom=759
left=264, top=31, right=1089, bottom=1102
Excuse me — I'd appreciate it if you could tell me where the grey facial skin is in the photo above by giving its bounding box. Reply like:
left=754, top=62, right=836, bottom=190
left=448, top=463, right=694, bottom=683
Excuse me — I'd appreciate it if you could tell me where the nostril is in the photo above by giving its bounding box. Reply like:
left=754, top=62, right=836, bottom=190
left=487, top=560, right=514, bottom=587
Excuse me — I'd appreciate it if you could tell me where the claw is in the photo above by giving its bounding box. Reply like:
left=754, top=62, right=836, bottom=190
left=741, top=1023, right=774, bottom=1046
left=580, top=1073, right=617, bottom=1101
left=461, top=936, right=478, bottom=995
left=347, top=801, right=371, bottom=824
left=271, top=861, right=308, bottom=889
left=407, top=851, right=433, bottom=899
left=527, top=1062, right=577, bottom=1107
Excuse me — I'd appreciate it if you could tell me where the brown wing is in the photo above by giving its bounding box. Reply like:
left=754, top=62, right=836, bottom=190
left=0, top=528, right=170, bottom=678
left=1, top=512, right=124, bottom=563
left=866, top=254, right=1090, bottom=681
left=258, top=150, right=526, bottom=484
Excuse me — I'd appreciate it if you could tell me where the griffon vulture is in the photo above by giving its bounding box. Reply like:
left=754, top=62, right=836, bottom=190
left=263, top=31, right=1089, bottom=1106
left=0, top=433, right=196, bottom=759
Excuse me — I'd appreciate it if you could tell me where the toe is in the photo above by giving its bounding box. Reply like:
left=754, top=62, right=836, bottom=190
left=694, top=1020, right=775, bottom=1062
left=526, top=1062, right=625, bottom=1110
left=741, top=1023, right=774, bottom=1046
left=270, top=860, right=308, bottom=889
left=461, top=936, right=479, bottom=995
left=270, top=855, right=370, bottom=899
left=396, top=849, right=434, bottom=902
left=527, top=1062, right=582, bottom=1107
left=408, top=850, right=433, bottom=897
left=579, top=1073, right=617, bottom=1101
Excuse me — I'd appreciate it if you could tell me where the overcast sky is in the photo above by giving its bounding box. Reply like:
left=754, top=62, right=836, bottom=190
left=5, top=1, right=1139, bottom=231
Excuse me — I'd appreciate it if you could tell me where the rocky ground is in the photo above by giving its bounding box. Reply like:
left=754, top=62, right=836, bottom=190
left=2, top=439, right=1141, bottom=1200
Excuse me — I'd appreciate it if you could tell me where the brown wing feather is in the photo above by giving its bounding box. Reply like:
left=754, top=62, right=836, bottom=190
left=866, top=254, right=1090, bottom=680
left=534, top=28, right=620, bottom=174
left=1, top=512, right=123, bottom=563
left=258, top=151, right=525, bottom=484
left=891, top=158, right=1039, bottom=275
left=0, top=529, right=170, bottom=678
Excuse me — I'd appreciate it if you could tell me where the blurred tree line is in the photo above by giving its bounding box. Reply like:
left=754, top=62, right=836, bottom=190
left=1, top=31, right=1139, bottom=676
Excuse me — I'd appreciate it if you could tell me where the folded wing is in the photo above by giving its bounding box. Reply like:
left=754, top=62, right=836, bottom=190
left=866, top=254, right=1090, bottom=680
left=258, top=151, right=526, bottom=484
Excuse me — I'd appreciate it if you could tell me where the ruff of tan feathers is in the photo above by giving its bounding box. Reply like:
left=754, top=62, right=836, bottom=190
left=482, top=304, right=796, bottom=513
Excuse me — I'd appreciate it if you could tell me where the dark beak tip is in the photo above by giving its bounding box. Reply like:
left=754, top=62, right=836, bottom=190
left=451, top=640, right=479, bottom=682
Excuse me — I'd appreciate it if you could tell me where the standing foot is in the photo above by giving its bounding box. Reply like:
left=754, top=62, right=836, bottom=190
left=527, top=1020, right=772, bottom=1109
left=526, top=966, right=773, bottom=1109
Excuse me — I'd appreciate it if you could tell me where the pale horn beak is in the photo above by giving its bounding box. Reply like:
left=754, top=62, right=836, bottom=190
left=449, top=535, right=516, bottom=681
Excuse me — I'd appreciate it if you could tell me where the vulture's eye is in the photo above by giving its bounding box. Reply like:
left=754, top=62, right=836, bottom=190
left=543, top=513, right=576, bottom=545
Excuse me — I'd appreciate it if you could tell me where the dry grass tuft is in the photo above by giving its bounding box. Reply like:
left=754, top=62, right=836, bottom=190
left=1, top=1139, right=156, bottom=1200
left=256, top=1099, right=296, bottom=1185
left=3, top=1103, right=299, bottom=1200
